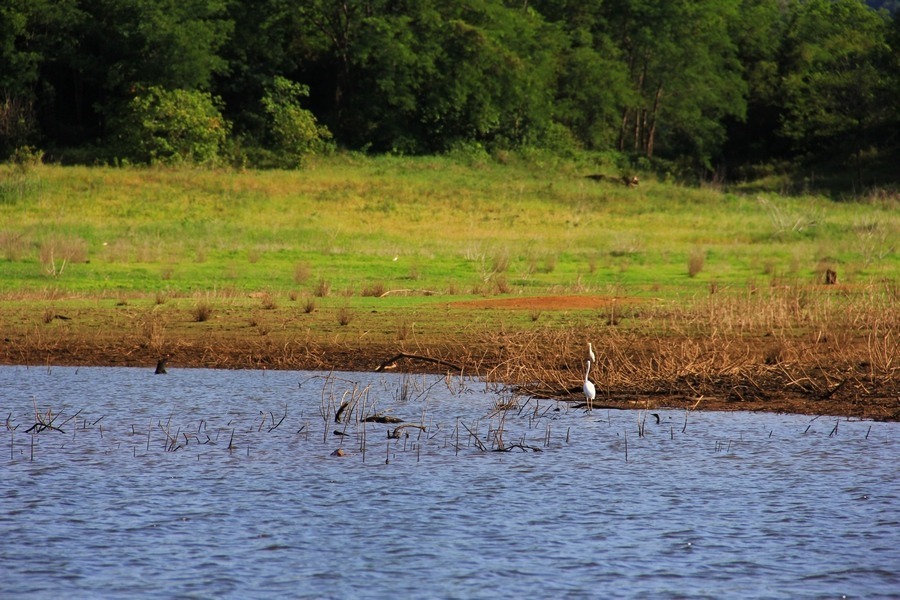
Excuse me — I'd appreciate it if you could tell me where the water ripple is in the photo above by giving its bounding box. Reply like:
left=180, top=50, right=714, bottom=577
left=1, top=366, right=898, bottom=598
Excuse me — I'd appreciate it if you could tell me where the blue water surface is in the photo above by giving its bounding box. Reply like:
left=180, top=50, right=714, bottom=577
left=1, top=366, right=897, bottom=599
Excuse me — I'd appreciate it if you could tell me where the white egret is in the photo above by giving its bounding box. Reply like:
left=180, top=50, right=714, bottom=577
left=587, top=342, right=596, bottom=363
left=583, top=359, right=596, bottom=411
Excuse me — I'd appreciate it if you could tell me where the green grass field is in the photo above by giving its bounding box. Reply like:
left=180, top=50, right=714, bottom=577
left=1, top=154, right=898, bottom=303
left=2, top=155, right=897, bottom=420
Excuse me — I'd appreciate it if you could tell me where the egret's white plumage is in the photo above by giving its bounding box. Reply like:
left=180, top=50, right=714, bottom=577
left=587, top=342, right=596, bottom=363
left=583, top=359, right=596, bottom=411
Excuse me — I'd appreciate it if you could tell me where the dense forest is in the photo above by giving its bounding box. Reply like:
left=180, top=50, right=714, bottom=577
left=2, top=0, right=898, bottom=185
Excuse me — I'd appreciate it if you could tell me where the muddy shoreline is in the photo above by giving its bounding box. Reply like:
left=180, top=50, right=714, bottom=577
left=3, top=333, right=897, bottom=422
left=3, top=292, right=897, bottom=422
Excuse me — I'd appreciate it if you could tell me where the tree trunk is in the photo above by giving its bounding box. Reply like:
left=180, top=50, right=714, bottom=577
left=617, top=108, right=628, bottom=152
left=646, top=82, right=663, bottom=158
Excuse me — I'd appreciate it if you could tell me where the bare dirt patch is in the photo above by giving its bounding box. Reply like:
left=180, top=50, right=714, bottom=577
left=451, top=295, right=628, bottom=311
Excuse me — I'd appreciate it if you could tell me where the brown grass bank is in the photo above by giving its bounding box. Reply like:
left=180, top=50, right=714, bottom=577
left=1, top=287, right=897, bottom=422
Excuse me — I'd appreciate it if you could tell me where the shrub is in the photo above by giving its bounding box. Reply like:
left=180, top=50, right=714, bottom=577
left=314, top=277, right=330, bottom=297
left=362, top=281, right=386, bottom=297
left=262, top=77, right=332, bottom=167
left=115, top=86, right=230, bottom=165
left=192, top=301, right=213, bottom=322
left=337, top=306, right=353, bottom=326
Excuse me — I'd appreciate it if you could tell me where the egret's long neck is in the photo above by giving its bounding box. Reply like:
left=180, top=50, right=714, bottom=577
left=585, top=360, right=592, bottom=381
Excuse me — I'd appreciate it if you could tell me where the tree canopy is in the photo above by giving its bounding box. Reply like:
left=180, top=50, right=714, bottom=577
left=1, top=0, right=897, bottom=184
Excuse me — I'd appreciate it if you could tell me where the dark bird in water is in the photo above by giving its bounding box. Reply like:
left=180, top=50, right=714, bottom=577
left=651, top=413, right=660, bottom=424
left=155, top=357, right=168, bottom=375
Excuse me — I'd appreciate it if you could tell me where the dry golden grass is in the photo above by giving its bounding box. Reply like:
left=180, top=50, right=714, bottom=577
left=2, top=283, right=895, bottom=419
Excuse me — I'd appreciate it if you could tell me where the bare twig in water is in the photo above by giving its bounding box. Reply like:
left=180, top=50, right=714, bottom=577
left=388, top=423, right=426, bottom=439
left=268, top=405, right=287, bottom=432
left=459, top=421, right=486, bottom=451
left=495, top=443, right=542, bottom=452
left=362, top=414, right=404, bottom=423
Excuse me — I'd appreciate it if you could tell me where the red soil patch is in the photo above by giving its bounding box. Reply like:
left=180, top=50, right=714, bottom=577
left=451, top=295, right=630, bottom=310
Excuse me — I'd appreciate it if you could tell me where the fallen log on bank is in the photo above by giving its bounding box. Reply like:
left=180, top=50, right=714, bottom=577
left=375, top=352, right=462, bottom=373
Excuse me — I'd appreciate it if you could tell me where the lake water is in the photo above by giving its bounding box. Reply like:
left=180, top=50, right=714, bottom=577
left=1, top=365, right=898, bottom=599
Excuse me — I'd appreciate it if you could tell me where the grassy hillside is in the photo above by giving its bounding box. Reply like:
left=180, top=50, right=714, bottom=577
left=1, top=155, right=897, bottom=300
left=2, top=156, right=898, bottom=419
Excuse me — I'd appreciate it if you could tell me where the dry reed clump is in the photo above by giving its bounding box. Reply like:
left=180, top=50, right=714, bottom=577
left=314, top=277, right=330, bottom=297
left=137, top=312, right=167, bottom=352
left=396, top=318, right=411, bottom=341
left=494, top=275, right=511, bottom=294
left=259, top=292, right=277, bottom=310
left=688, top=248, right=705, bottom=278
left=250, top=313, right=271, bottom=335
left=337, top=306, right=353, bottom=326
left=542, top=254, right=557, bottom=274
left=39, top=235, right=89, bottom=277
left=192, top=301, right=213, bottom=322
left=407, top=264, right=421, bottom=281
left=474, top=285, right=899, bottom=417
left=362, top=281, right=387, bottom=297
left=492, top=249, right=510, bottom=274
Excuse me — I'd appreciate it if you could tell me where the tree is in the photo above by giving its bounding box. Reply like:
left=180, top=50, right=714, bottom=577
left=215, top=0, right=299, bottom=140
left=291, top=0, right=562, bottom=153
left=780, top=0, right=893, bottom=183
left=84, top=0, right=231, bottom=93
left=722, top=0, right=790, bottom=165
left=115, top=86, right=230, bottom=165
left=0, top=0, right=85, bottom=156
left=0, top=1, right=37, bottom=156
left=601, top=0, right=747, bottom=168
left=530, top=0, right=634, bottom=150
left=261, top=77, right=332, bottom=165
left=414, top=1, right=561, bottom=151
left=30, top=0, right=233, bottom=149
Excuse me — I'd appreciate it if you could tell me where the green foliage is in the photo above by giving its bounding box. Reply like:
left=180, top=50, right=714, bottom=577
left=2, top=0, right=898, bottom=185
left=116, top=87, right=230, bottom=165
left=603, top=0, right=747, bottom=166
left=0, top=0, right=83, bottom=157
left=261, top=77, right=332, bottom=166
left=0, top=2, right=38, bottom=95
left=89, top=0, right=231, bottom=93
left=780, top=0, right=893, bottom=182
